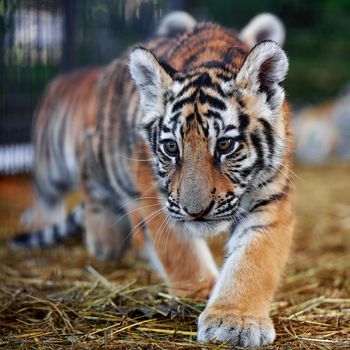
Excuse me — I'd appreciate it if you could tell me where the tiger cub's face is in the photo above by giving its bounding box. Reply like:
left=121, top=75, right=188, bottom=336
left=130, top=41, right=288, bottom=237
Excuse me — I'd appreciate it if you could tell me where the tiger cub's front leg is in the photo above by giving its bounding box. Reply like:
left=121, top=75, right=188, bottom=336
left=130, top=202, right=218, bottom=298
left=198, top=197, right=294, bottom=347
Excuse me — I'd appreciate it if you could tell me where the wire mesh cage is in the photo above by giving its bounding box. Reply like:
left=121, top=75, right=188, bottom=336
left=1, top=0, right=169, bottom=173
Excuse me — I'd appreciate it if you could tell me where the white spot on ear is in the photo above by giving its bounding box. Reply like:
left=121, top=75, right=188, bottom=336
left=240, top=13, right=286, bottom=48
left=236, top=41, right=288, bottom=111
left=129, top=48, right=173, bottom=123
left=172, top=81, right=184, bottom=96
left=221, top=80, right=236, bottom=95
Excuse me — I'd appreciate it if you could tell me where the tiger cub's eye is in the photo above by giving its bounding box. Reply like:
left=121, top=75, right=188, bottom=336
left=216, top=138, right=234, bottom=154
left=164, top=140, right=179, bottom=156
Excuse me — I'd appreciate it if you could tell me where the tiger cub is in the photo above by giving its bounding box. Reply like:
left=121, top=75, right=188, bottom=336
left=12, top=12, right=294, bottom=347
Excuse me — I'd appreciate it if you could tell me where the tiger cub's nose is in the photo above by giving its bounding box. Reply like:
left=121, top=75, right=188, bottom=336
left=183, top=201, right=214, bottom=219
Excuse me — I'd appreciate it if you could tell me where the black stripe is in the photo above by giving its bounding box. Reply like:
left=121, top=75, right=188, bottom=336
left=259, top=118, right=275, bottom=158
left=239, top=165, right=254, bottom=178
left=37, top=230, right=46, bottom=247
left=221, top=47, right=246, bottom=65
left=52, top=224, right=62, bottom=242
left=200, top=61, right=229, bottom=70
left=11, top=205, right=85, bottom=249
left=250, top=185, right=289, bottom=212
left=194, top=73, right=212, bottom=86
left=157, top=170, right=167, bottom=178
left=214, top=120, right=220, bottom=137
left=186, top=112, right=206, bottom=132
left=175, top=75, right=225, bottom=99
left=202, top=85, right=225, bottom=99
left=250, top=132, right=265, bottom=170
left=176, top=82, right=195, bottom=99
left=150, top=126, right=158, bottom=154
left=168, top=25, right=211, bottom=59
left=226, top=143, right=245, bottom=160
left=158, top=60, right=177, bottom=78
left=162, top=124, right=171, bottom=133
left=224, top=172, right=240, bottom=183
left=201, top=119, right=209, bottom=137
left=170, top=112, right=181, bottom=124
left=171, top=93, right=196, bottom=113
left=238, top=113, right=250, bottom=132
left=217, top=73, right=232, bottom=82
left=144, top=119, right=156, bottom=147
left=206, top=110, right=223, bottom=120
left=200, top=93, right=226, bottom=111
left=170, top=112, right=181, bottom=133
left=66, top=209, right=83, bottom=233
left=237, top=98, right=245, bottom=109
left=225, top=125, right=236, bottom=132
left=158, top=116, right=164, bottom=138
left=144, top=119, right=156, bottom=134
left=159, top=151, right=173, bottom=163
left=228, top=151, right=247, bottom=162
left=11, top=231, right=32, bottom=248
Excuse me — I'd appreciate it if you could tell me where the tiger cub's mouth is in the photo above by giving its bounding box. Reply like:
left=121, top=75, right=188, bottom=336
left=165, top=198, right=238, bottom=237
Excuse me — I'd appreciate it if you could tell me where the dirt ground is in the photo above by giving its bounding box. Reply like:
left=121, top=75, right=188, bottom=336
left=0, top=164, right=349, bottom=349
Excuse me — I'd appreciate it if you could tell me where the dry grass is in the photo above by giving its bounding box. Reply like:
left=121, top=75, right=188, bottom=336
left=0, top=165, right=350, bottom=349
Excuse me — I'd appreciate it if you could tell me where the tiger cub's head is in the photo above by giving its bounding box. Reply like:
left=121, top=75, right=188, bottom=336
left=129, top=40, right=288, bottom=237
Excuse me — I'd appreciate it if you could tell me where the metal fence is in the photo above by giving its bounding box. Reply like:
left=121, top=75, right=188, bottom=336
left=0, top=0, right=174, bottom=173
left=1, top=0, right=170, bottom=147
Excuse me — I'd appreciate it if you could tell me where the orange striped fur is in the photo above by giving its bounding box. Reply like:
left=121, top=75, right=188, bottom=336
left=13, top=13, right=293, bottom=347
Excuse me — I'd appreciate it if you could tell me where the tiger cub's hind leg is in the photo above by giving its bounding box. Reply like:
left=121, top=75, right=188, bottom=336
left=83, top=194, right=131, bottom=261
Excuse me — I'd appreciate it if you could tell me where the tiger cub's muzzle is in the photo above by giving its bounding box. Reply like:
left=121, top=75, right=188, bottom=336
left=179, top=176, right=215, bottom=219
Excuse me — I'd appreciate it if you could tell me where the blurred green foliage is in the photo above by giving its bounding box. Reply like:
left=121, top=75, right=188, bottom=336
left=195, top=0, right=350, bottom=104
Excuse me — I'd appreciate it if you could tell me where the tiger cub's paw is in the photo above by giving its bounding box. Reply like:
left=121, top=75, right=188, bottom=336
left=197, top=308, right=275, bottom=347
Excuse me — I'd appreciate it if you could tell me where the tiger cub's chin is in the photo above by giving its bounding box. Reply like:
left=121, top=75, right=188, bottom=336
left=177, top=220, right=233, bottom=238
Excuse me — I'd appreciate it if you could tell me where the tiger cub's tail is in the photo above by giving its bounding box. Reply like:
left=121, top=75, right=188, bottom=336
left=11, top=204, right=84, bottom=249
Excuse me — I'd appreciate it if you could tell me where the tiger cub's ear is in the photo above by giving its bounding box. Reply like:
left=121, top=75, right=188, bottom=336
left=240, top=13, right=285, bottom=48
left=236, top=40, right=288, bottom=112
left=129, top=47, right=174, bottom=123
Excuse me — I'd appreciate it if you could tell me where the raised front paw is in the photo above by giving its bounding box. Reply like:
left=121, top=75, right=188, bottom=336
left=197, top=308, right=276, bottom=347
